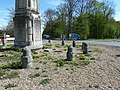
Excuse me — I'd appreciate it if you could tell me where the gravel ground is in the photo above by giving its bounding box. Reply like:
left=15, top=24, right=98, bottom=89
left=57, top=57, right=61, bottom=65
left=0, top=44, right=120, bottom=90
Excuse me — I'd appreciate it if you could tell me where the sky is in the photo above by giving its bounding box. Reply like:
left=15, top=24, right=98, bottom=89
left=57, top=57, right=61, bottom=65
left=0, top=0, right=120, bottom=29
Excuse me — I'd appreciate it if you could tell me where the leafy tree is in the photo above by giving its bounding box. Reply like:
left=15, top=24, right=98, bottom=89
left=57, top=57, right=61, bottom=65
left=73, top=14, right=90, bottom=39
left=43, top=0, right=118, bottom=40
left=56, top=3, right=68, bottom=36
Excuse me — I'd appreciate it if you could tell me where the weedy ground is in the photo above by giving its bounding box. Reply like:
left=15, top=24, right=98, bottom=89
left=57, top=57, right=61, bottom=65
left=0, top=42, right=120, bottom=90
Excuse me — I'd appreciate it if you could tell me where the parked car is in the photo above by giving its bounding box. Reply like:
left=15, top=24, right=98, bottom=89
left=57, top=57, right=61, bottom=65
left=69, top=33, right=80, bottom=40
left=42, top=34, right=50, bottom=39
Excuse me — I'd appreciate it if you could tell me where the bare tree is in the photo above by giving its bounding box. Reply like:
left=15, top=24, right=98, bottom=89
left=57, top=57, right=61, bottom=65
left=63, top=0, right=78, bottom=38
left=5, top=8, right=15, bottom=36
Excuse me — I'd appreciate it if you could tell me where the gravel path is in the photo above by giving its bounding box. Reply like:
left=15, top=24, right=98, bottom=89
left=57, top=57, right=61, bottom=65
left=0, top=45, right=120, bottom=90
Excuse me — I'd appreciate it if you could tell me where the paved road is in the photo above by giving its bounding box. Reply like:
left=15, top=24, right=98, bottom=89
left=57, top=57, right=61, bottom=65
left=43, top=39, right=120, bottom=47
left=82, top=40, right=120, bottom=47
left=1, top=39, right=120, bottom=47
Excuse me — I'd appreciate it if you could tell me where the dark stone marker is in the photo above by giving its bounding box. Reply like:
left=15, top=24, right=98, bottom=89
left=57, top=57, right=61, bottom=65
left=67, top=46, right=74, bottom=61
left=82, top=42, right=88, bottom=54
left=21, top=46, right=33, bottom=69
left=82, top=42, right=84, bottom=50
left=62, top=40, right=65, bottom=46
left=72, top=40, right=76, bottom=47
left=48, top=38, right=51, bottom=43
left=2, top=39, right=6, bottom=46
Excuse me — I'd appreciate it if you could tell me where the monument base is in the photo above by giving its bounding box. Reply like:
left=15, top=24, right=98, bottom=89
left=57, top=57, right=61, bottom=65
left=11, top=44, right=43, bottom=50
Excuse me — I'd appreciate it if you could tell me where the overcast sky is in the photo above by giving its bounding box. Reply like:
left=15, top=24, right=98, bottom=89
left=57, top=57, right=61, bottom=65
left=0, top=0, right=120, bottom=29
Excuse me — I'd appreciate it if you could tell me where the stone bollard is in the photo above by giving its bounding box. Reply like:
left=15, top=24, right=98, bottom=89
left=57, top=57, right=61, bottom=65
left=2, top=33, right=6, bottom=46
left=67, top=46, right=74, bottom=61
left=62, top=40, right=65, bottom=46
left=72, top=40, right=76, bottom=47
left=48, top=38, right=51, bottom=43
left=21, top=46, right=33, bottom=69
left=82, top=42, right=88, bottom=54
left=2, top=39, right=6, bottom=46
left=82, top=42, right=84, bottom=50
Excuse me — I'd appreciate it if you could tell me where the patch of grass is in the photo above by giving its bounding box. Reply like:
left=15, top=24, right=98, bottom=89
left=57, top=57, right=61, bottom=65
left=55, top=60, right=65, bottom=67
left=47, top=56, right=54, bottom=60
left=79, top=54, right=86, bottom=60
left=6, top=71, right=20, bottom=79
left=0, top=68, right=6, bottom=77
left=90, top=57, right=96, bottom=60
left=0, top=45, right=3, bottom=48
left=4, top=50, right=19, bottom=55
left=29, top=72, right=40, bottom=79
left=1, top=50, right=22, bottom=63
left=66, top=43, right=72, bottom=47
left=43, top=44, right=52, bottom=49
left=85, top=54, right=91, bottom=57
left=31, top=49, right=38, bottom=54
left=43, top=61, right=47, bottom=64
left=63, top=48, right=67, bottom=51
left=94, top=49, right=102, bottom=53
left=10, top=61, right=22, bottom=69
left=55, top=44, right=61, bottom=48
left=53, top=59, right=90, bottom=67
left=40, top=79, right=52, bottom=85
left=1, top=61, right=22, bottom=69
left=53, top=48, right=56, bottom=50
left=6, top=44, right=13, bottom=48
left=4, top=83, right=17, bottom=89
left=76, top=45, right=82, bottom=48
left=66, top=60, right=90, bottom=67
left=78, top=60, right=90, bottom=66
left=32, top=53, right=46, bottom=59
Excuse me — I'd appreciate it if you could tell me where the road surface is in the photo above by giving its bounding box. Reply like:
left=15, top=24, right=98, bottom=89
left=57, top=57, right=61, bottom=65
left=43, top=39, right=120, bottom=47
left=1, top=39, right=120, bottom=47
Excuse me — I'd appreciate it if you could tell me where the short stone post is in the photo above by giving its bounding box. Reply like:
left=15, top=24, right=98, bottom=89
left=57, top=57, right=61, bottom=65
left=82, top=42, right=84, bottom=50
left=67, top=46, right=74, bottom=61
left=48, top=38, right=51, bottom=43
left=2, top=32, right=6, bottom=46
left=82, top=42, right=88, bottom=54
left=62, top=40, right=65, bottom=46
left=21, top=46, right=33, bottom=69
left=72, top=40, right=76, bottom=47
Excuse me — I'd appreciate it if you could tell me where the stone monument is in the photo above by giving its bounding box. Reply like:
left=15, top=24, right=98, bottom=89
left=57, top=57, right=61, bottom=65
left=13, top=0, right=42, bottom=49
